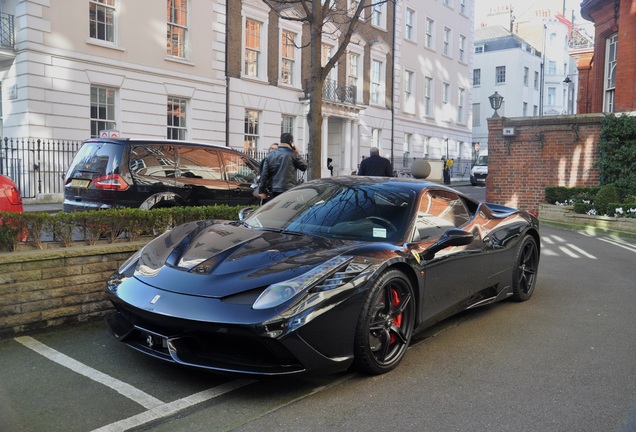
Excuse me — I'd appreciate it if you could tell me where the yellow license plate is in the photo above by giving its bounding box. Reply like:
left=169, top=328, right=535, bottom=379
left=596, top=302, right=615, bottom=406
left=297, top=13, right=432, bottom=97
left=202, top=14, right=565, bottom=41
left=69, top=179, right=90, bottom=188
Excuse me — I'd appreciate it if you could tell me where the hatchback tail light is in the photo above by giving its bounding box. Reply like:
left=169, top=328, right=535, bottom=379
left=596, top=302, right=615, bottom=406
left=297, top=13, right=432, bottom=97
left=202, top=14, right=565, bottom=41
left=1, top=184, right=22, bottom=205
left=93, top=174, right=129, bottom=191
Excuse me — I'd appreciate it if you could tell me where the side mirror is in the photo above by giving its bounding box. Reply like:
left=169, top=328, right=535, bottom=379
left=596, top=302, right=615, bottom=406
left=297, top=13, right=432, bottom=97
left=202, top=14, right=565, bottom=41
left=422, top=228, right=473, bottom=260
left=238, top=207, right=255, bottom=221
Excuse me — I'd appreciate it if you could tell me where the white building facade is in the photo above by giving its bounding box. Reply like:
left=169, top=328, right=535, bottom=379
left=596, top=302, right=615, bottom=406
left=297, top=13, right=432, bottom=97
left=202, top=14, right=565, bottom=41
left=472, top=26, right=543, bottom=150
left=393, top=0, right=475, bottom=170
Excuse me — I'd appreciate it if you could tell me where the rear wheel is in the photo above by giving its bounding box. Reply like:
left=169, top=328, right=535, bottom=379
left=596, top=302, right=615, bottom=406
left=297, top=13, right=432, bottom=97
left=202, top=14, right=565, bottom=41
left=354, top=270, right=415, bottom=374
left=510, top=235, right=539, bottom=302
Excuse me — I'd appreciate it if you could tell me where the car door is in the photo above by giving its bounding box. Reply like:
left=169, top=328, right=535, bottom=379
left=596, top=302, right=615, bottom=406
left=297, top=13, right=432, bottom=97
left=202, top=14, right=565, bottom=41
left=414, top=189, right=492, bottom=323
left=220, top=150, right=259, bottom=206
left=175, top=146, right=231, bottom=205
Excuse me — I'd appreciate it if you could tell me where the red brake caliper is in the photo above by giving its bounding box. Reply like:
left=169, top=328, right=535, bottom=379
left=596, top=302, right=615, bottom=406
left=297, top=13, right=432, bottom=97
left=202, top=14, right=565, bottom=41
left=390, top=288, right=402, bottom=345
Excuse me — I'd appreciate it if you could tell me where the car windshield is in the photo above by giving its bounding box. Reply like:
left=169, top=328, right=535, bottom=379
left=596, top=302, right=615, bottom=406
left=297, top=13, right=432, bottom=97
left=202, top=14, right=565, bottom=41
left=475, top=155, right=488, bottom=166
left=244, top=180, right=416, bottom=243
left=67, top=142, right=123, bottom=179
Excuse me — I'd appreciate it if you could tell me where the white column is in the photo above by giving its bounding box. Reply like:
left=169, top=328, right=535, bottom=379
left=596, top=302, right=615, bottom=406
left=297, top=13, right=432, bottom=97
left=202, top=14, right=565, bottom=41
left=351, top=121, right=360, bottom=174
left=343, top=119, right=352, bottom=175
left=321, top=115, right=329, bottom=178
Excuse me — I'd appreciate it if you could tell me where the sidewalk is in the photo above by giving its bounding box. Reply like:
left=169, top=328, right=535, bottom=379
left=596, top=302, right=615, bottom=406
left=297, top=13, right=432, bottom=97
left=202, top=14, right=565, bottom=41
left=23, top=202, right=63, bottom=213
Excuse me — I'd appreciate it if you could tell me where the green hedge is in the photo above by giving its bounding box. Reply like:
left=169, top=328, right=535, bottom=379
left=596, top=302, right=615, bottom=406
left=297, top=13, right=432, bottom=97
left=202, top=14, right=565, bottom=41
left=0, top=205, right=244, bottom=252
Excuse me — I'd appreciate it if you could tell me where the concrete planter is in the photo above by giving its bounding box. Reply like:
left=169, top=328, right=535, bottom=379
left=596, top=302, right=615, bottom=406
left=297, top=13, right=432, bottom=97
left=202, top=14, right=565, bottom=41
left=538, top=204, right=636, bottom=236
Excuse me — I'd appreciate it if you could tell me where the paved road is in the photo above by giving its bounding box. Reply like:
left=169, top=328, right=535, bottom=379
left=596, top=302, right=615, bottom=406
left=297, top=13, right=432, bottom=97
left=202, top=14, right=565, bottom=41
left=3, top=221, right=635, bottom=431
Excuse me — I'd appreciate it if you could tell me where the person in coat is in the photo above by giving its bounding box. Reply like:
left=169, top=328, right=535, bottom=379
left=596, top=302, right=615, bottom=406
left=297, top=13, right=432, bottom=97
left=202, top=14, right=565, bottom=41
left=357, top=147, right=394, bottom=177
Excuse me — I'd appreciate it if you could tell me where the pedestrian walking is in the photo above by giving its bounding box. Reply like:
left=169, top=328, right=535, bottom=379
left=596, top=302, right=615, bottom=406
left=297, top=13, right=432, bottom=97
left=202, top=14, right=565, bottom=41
left=357, top=147, right=394, bottom=177
left=258, top=133, right=307, bottom=199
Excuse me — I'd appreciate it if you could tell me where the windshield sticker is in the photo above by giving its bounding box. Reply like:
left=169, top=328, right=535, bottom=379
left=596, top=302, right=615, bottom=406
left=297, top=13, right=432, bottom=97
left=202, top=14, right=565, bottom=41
left=373, top=228, right=387, bottom=238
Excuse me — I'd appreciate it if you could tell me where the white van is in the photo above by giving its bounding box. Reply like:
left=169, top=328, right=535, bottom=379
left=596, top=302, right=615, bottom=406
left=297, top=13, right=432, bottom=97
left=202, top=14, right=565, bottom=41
left=470, top=151, right=488, bottom=186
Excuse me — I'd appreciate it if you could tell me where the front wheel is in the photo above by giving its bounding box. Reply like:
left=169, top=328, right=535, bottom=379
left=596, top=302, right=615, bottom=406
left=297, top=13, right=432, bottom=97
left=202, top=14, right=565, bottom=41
left=510, top=235, right=539, bottom=302
left=354, top=270, right=415, bottom=374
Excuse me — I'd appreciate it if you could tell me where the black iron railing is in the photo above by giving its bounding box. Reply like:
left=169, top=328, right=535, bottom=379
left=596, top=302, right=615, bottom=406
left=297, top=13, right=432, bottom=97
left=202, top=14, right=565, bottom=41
left=0, top=13, right=15, bottom=50
left=0, top=138, right=84, bottom=198
left=322, top=79, right=357, bottom=106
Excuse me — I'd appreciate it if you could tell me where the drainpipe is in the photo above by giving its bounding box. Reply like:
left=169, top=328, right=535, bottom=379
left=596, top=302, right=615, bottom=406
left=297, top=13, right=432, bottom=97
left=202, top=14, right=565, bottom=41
left=225, top=0, right=230, bottom=147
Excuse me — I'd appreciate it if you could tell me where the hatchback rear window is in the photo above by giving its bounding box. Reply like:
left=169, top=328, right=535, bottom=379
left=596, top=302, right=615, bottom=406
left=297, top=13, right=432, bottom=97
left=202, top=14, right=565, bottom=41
left=66, top=142, right=124, bottom=180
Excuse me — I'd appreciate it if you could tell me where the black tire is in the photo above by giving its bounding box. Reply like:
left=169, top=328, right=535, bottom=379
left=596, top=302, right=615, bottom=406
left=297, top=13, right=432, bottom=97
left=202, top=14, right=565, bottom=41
left=510, top=235, right=539, bottom=302
left=354, top=269, right=415, bottom=375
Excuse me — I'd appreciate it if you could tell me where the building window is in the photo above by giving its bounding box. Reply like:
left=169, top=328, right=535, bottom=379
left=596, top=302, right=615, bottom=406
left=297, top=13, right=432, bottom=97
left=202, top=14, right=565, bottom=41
left=424, top=76, right=433, bottom=117
left=534, top=71, right=539, bottom=89
left=457, top=88, right=465, bottom=123
left=403, top=133, right=412, bottom=168
left=425, top=18, right=434, bottom=49
left=523, top=102, right=528, bottom=116
left=347, top=52, right=359, bottom=90
left=281, top=30, right=296, bottom=85
left=475, top=45, right=484, bottom=53
left=404, top=70, right=415, bottom=113
left=496, top=66, right=506, bottom=84
left=90, top=86, right=116, bottom=138
left=604, top=33, right=617, bottom=113
left=245, top=19, right=262, bottom=77
left=533, top=105, right=538, bottom=116
left=371, top=128, right=381, bottom=149
left=523, top=67, right=529, bottom=85
left=405, top=8, right=415, bottom=41
left=167, top=0, right=187, bottom=58
left=473, top=69, right=481, bottom=86
left=443, top=27, right=451, bottom=56
left=442, top=83, right=450, bottom=104
left=371, top=59, right=384, bottom=105
left=281, top=115, right=294, bottom=136
left=460, top=0, right=466, bottom=14
left=348, top=0, right=360, bottom=15
left=244, top=110, right=260, bottom=151
left=548, top=61, right=557, bottom=75
left=167, top=97, right=187, bottom=140
left=459, top=35, right=466, bottom=62
left=89, top=0, right=115, bottom=42
left=371, top=3, right=385, bottom=28
left=547, top=87, right=556, bottom=105
left=472, top=103, right=480, bottom=127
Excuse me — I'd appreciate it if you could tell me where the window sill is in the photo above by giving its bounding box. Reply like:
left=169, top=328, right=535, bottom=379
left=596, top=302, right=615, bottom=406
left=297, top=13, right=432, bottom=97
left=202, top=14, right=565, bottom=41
left=86, top=39, right=125, bottom=52
left=165, top=56, right=195, bottom=66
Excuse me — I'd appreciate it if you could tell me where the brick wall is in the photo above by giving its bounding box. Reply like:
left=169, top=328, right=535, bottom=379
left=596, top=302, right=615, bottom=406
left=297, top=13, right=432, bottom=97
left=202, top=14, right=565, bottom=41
left=486, top=114, right=603, bottom=214
left=0, top=243, right=146, bottom=336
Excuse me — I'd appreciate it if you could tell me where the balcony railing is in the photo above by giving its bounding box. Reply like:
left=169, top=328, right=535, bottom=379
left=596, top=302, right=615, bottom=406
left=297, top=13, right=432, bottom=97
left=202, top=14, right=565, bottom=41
left=0, top=13, right=15, bottom=50
left=322, top=79, right=357, bottom=106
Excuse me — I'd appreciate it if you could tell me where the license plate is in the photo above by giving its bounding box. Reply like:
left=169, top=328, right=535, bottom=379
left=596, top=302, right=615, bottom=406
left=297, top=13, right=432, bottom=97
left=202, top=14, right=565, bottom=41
left=69, top=179, right=90, bottom=188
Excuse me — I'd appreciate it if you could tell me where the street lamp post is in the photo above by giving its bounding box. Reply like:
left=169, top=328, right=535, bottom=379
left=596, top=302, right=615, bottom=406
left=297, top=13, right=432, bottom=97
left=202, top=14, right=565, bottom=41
left=489, top=91, right=504, bottom=118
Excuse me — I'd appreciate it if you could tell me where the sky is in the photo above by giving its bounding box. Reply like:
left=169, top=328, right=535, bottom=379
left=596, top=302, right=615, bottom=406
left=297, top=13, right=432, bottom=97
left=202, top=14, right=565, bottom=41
left=474, top=0, right=593, bottom=31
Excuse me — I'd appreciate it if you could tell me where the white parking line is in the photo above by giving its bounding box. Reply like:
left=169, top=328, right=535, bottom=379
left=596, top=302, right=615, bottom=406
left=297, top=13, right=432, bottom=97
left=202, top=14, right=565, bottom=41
left=91, top=379, right=254, bottom=432
left=566, top=244, right=597, bottom=259
left=15, top=336, right=163, bottom=409
left=15, top=335, right=255, bottom=431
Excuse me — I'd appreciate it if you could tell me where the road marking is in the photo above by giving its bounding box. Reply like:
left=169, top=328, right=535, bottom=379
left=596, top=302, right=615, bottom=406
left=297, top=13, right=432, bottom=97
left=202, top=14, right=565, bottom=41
left=566, top=243, right=597, bottom=259
left=558, top=245, right=580, bottom=258
left=91, top=379, right=255, bottom=432
left=597, top=236, right=636, bottom=254
left=15, top=336, right=164, bottom=410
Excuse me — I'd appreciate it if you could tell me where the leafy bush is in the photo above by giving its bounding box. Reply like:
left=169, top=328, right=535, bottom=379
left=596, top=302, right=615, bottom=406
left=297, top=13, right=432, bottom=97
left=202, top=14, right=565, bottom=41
left=599, top=114, right=636, bottom=199
left=0, top=205, right=244, bottom=252
left=594, top=184, right=620, bottom=216
left=545, top=186, right=600, bottom=205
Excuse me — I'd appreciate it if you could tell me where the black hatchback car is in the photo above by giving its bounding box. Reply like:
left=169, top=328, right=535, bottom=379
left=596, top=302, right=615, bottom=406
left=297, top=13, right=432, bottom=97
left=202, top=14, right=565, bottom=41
left=64, top=138, right=260, bottom=211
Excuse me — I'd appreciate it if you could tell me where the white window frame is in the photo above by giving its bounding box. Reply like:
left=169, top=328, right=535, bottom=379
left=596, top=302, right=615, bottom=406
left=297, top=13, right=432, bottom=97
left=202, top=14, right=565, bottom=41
left=472, top=103, right=480, bottom=127
left=425, top=18, right=435, bottom=50
left=604, top=33, right=618, bottom=113
left=459, top=34, right=466, bottom=63
left=459, top=0, right=466, bottom=15
left=473, top=68, right=481, bottom=86
left=244, top=109, right=260, bottom=151
left=424, top=76, right=433, bottom=117
left=442, top=82, right=450, bottom=105
left=371, top=2, right=387, bottom=29
left=90, top=85, right=117, bottom=138
left=242, top=5, right=269, bottom=81
left=457, top=88, right=465, bottom=124
left=167, top=96, right=188, bottom=140
left=279, top=19, right=302, bottom=88
left=167, top=0, right=188, bottom=59
left=347, top=38, right=365, bottom=104
left=281, top=114, right=295, bottom=136
left=523, top=67, right=529, bottom=86
left=496, top=65, right=506, bottom=84
left=547, top=87, right=556, bottom=106
left=405, top=8, right=416, bottom=42
left=89, top=0, right=117, bottom=45
left=403, top=69, right=415, bottom=114
left=443, top=27, right=451, bottom=57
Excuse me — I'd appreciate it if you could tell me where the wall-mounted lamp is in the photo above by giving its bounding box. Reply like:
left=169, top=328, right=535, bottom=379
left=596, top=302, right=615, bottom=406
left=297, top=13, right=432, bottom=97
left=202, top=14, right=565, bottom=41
left=563, top=76, right=572, bottom=84
left=488, top=91, right=504, bottom=118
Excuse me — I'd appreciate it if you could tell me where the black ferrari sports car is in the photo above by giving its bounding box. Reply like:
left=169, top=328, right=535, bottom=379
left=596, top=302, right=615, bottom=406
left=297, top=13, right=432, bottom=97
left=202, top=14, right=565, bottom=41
left=105, top=176, right=540, bottom=376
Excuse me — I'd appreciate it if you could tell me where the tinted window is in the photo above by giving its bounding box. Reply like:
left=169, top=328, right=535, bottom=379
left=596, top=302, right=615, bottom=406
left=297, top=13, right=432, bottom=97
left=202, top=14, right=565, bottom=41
left=416, top=190, right=470, bottom=240
left=244, top=181, right=415, bottom=242
left=176, top=146, right=222, bottom=180
left=221, top=150, right=258, bottom=183
left=66, top=142, right=123, bottom=180
left=129, top=145, right=177, bottom=178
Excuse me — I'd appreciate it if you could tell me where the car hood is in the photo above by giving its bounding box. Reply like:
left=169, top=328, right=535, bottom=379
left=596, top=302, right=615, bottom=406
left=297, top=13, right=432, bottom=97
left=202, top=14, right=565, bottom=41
left=133, top=220, right=364, bottom=298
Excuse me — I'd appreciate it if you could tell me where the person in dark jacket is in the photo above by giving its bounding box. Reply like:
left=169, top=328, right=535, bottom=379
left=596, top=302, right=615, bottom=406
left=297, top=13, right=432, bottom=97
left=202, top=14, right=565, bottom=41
left=357, top=147, right=394, bottom=177
left=258, top=133, right=307, bottom=199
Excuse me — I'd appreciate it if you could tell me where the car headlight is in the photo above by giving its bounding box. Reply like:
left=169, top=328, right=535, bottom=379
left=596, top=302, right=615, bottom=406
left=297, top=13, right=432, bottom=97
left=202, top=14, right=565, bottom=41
left=253, top=256, right=359, bottom=310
